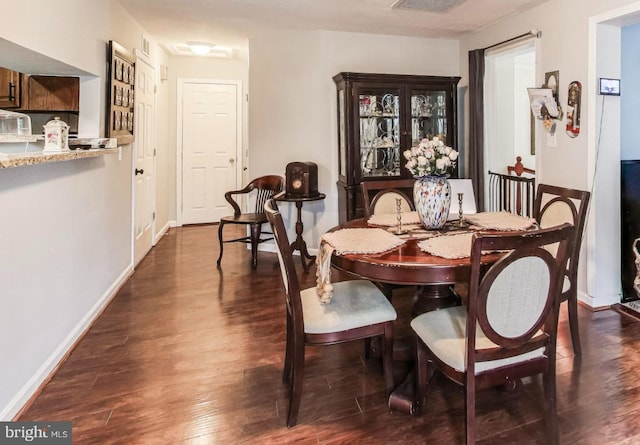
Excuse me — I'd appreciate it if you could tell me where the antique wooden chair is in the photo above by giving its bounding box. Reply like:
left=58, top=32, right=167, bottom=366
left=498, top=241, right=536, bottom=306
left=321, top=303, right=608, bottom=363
left=487, top=157, right=536, bottom=217
left=411, top=223, right=575, bottom=445
left=361, top=178, right=416, bottom=218
left=264, top=198, right=396, bottom=427
left=533, top=184, right=591, bottom=356
left=216, top=175, right=283, bottom=269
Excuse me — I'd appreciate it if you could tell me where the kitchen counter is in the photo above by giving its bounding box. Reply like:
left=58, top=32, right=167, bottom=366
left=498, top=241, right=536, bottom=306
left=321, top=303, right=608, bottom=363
left=0, top=148, right=120, bottom=168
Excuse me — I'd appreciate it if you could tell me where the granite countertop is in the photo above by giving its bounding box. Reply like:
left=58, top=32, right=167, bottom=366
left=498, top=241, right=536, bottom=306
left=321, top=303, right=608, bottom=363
left=0, top=148, right=120, bottom=168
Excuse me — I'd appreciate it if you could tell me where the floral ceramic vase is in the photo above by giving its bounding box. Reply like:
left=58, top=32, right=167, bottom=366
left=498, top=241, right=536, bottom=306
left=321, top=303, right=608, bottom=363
left=413, top=176, right=451, bottom=229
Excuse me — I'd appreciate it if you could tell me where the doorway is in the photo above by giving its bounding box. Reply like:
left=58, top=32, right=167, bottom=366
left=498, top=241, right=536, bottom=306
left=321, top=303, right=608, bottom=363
left=133, top=56, right=156, bottom=265
left=483, top=41, right=536, bottom=209
left=177, top=79, right=243, bottom=225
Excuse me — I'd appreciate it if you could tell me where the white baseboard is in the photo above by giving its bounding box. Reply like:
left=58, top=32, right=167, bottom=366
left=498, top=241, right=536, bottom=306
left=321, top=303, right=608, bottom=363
left=578, top=289, right=621, bottom=309
left=154, top=221, right=172, bottom=243
left=258, top=243, right=317, bottom=256
left=0, top=264, right=135, bottom=421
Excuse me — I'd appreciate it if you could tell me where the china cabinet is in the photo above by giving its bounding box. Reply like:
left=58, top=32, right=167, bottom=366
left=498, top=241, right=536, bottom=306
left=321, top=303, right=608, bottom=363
left=333, top=72, right=460, bottom=222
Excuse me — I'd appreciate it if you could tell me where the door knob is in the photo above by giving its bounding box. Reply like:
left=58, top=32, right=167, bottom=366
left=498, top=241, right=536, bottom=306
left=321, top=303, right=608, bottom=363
left=229, top=158, right=235, bottom=164
left=135, top=168, right=144, bottom=175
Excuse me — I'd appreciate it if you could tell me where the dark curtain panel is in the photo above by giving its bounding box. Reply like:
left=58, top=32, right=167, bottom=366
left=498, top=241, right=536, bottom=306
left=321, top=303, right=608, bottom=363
left=468, top=49, right=485, bottom=211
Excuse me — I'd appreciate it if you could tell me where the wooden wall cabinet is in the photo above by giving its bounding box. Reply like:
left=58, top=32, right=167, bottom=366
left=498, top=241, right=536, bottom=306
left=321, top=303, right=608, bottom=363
left=333, top=72, right=461, bottom=222
left=21, top=75, right=80, bottom=112
left=0, top=67, right=79, bottom=112
left=0, top=68, right=21, bottom=108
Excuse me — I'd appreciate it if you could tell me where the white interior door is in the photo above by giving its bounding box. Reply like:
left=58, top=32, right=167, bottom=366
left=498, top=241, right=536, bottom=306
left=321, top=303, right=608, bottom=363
left=133, top=58, right=155, bottom=265
left=180, top=80, right=240, bottom=224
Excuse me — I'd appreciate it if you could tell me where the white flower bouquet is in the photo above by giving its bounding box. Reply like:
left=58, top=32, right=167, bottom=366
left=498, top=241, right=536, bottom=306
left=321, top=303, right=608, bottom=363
left=403, top=137, right=458, bottom=177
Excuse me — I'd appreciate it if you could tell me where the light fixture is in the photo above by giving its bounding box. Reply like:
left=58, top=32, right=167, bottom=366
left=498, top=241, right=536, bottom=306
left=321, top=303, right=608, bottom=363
left=186, top=41, right=216, bottom=56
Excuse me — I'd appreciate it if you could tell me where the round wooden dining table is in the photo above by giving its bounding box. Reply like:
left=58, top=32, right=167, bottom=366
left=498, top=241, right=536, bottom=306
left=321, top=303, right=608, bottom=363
left=329, top=218, right=503, bottom=314
left=327, top=218, right=506, bottom=414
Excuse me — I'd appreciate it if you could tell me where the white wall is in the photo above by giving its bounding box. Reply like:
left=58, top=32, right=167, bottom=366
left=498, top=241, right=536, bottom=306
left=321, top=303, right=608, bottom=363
left=0, top=0, right=170, bottom=420
left=248, top=29, right=459, bottom=245
left=459, top=0, right=640, bottom=308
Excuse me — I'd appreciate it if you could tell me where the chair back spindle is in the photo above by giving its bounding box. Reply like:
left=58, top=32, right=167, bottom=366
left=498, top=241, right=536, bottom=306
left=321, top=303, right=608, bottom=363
left=255, top=188, right=275, bottom=214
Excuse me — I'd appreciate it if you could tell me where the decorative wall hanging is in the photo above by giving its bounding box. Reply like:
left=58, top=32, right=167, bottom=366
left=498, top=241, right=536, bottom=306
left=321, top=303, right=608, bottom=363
left=566, top=81, right=582, bottom=138
left=528, top=71, right=564, bottom=136
left=106, top=40, right=135, bottom=144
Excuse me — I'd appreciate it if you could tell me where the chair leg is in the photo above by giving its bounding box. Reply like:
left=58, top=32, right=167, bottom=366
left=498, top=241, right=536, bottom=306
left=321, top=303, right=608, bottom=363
left=250, top=223, right=262, bottom=269
left=465, top=374, right=476, bottom=445
left=216, top=221, right=226, bottom=268
left=566, top=293, right=582, bottom=356
left=282, top=311, right=294, bottom=384
left=542, top=367, right=559, bottom=445
left=382, top=323, right=394, bottom=396
left=287, top=338, right=305, bottom=428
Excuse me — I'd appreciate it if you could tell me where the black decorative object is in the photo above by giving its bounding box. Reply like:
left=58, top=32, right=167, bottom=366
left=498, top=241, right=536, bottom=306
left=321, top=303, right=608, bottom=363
left=285, top=161, right=319, bottom=198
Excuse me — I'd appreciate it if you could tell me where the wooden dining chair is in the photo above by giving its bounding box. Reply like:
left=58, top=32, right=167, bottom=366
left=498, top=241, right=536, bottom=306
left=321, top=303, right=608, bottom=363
left=264, top=198, right=397, bottom=427
left=217, top=175, right=283, bottom=269
left=361, top=179, right=416, bottom=218
left=411, top=223, right=575, bottom=445
left=533, top=183, right=591, bottom=356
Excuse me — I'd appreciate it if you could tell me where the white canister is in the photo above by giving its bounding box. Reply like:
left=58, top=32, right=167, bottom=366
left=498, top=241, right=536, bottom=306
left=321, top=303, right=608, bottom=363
left=43, top=117, right=70, bottom=152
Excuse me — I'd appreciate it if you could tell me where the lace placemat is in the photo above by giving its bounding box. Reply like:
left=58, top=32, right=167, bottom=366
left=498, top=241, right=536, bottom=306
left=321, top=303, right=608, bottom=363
left=418, top=232, right=475, bottom=259
left=465, top=212, right=536, bottom=231
left=368, top=211, right=421, bottom=227
left=322, top=227, right=406, bottom=255
left=316, top=228, right=406, bottom=303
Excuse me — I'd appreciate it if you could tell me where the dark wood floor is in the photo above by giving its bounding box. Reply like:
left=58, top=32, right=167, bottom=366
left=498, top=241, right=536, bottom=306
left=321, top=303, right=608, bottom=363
left=20, top=225, right=640, bottom=444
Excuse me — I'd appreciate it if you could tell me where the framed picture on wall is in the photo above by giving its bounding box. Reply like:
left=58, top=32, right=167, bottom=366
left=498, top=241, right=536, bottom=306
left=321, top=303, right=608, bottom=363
left=544, top=70, right=561, bottom=112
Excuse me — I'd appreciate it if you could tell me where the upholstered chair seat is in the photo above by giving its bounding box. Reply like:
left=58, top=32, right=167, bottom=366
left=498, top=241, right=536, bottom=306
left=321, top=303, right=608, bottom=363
left=301, top=280, right=397, bottom=334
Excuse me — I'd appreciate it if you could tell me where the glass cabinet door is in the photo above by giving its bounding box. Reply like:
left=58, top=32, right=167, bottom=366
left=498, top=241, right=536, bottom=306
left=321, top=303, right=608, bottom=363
left=358, top=88, right=401, bottom=178
left=410, top=89, right=449, bottom=147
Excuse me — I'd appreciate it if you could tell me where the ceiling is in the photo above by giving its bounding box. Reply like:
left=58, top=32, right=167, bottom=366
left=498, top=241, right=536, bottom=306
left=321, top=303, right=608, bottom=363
left=115, top=0, right=544, bottom=56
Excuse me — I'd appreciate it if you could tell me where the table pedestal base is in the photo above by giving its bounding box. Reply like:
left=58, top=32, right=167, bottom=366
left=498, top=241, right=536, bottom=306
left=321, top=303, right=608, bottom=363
left=412, top=284, right=460, bottom=316
left=276, top=196, right=325, bottom=273
left=387, top=284, right=460, bottom=415
left=388, top=371, right=419, bottom=415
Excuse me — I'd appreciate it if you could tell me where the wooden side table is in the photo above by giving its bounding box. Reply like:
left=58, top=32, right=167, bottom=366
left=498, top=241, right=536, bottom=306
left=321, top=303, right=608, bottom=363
left=275, top=193, right=326, bottom=272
